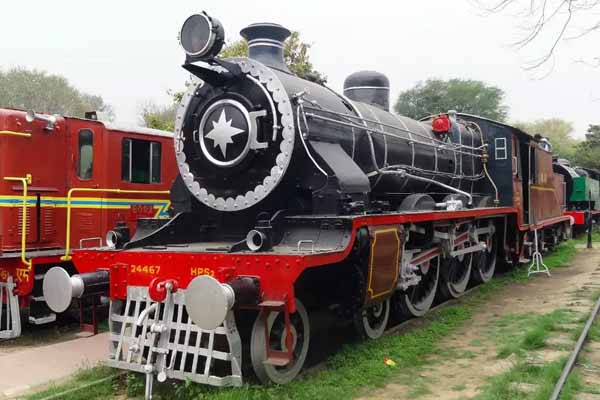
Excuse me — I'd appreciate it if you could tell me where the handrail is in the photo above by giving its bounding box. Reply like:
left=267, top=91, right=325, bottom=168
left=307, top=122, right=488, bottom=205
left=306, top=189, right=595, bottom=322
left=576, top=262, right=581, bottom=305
left=61, top=187, right=170, bottom=261
left=0, top=130, right=32, bottom=138
left=4, top=174, right=33, bottom=267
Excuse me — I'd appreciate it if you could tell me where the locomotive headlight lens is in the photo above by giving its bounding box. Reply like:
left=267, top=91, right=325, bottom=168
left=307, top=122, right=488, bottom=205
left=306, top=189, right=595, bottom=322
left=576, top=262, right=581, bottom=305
left=179, top=12, right=225, bottom=59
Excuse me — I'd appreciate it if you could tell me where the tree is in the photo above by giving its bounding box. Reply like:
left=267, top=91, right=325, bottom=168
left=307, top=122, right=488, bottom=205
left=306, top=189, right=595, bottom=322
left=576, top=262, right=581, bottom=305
left=141, top=102, right=176, bottom=131
left=513, top=118, right=579, bottom=158
left=476, top=0, right=600, bottom=69
left=0, top=67, right=113, bottom=119
left=219, top=31, right=326, bottom=83
left=572, top=124, right=600, bottom=169
left=394, top=79, right=509, bottom=121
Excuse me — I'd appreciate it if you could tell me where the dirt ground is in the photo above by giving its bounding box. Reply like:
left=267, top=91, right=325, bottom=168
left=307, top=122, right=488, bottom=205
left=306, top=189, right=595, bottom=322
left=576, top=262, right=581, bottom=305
left=358, top=247, right=600, bottom=400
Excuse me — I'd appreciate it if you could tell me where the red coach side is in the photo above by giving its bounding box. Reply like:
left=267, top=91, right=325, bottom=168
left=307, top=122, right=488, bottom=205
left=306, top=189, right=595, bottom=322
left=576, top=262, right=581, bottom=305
left=0, top=108, right=177, bottom=339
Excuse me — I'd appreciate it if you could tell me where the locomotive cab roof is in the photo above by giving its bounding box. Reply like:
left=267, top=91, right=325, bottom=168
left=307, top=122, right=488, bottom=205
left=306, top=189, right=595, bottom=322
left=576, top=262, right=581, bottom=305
left=0, top=107, right=172, bottom=138
left=453, top=112, right=550, bottom=150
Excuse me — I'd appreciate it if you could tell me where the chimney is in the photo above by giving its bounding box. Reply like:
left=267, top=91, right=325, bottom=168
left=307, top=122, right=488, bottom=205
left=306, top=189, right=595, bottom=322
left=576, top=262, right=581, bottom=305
left=240, top=23, right=291, bottom=73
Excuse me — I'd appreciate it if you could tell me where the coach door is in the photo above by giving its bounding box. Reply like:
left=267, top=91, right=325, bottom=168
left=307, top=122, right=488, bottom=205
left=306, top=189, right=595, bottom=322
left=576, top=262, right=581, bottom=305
left=519, top=139, right=532, bottom=225
left=67, top=121, right=105, bottom=249
left=512, top=136, right=528, bottom=226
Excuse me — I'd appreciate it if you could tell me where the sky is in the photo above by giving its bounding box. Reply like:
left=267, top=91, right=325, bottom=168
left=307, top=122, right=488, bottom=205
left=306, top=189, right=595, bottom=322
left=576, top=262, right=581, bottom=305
left=1, top=0, right=597, bottom=137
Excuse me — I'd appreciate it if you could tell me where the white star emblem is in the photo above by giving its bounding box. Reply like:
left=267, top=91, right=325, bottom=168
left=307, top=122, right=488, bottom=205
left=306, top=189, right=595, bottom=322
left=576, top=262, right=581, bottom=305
left=204, top=109, right=245, bottom=158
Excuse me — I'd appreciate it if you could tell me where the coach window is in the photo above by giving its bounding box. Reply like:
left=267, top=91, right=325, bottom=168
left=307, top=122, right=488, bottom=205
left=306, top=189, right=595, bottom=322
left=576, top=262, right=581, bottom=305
left=495, top=137, right=507, bottom=160
left=121, top=138, right=161, bottom=184
left=77, top=129, right=94, bottom=180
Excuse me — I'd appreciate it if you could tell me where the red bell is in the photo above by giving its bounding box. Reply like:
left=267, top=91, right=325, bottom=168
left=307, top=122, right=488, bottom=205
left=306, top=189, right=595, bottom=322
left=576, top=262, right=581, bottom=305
left=432, top=115, right=451, bottom=133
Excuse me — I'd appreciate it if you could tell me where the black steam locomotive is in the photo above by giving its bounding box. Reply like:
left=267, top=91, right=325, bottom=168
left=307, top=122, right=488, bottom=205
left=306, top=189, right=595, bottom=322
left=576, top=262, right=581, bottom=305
left=59, top=11, right=570, bottom=394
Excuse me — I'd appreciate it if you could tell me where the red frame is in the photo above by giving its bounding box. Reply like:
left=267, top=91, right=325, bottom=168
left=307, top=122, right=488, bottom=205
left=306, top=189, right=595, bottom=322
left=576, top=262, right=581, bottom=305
left=73, top=206, right=571, bottom=314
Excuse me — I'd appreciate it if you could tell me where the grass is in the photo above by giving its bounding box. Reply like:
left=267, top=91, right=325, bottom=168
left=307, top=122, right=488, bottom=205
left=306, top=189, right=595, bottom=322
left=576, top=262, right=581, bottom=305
left=495, top=310, right=577, bottom=358
left=474, top=358, right=583, bottom=400
left=24, top=366, right=120, bottom=400
left=482, top=311, right=600, bottom=400
left=473, top=231, right=600, bottom=400
left=25, top=232, right=600, bottom=400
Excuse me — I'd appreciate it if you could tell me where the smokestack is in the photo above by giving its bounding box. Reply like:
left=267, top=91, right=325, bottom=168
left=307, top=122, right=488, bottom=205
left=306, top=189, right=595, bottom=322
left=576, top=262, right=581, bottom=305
left=240, top=23, right=291, bottom=73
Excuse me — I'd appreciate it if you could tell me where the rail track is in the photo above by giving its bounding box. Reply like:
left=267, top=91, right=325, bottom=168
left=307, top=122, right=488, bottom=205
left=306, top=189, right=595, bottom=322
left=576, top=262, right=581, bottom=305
left=550, top=286, right=600, bottom=400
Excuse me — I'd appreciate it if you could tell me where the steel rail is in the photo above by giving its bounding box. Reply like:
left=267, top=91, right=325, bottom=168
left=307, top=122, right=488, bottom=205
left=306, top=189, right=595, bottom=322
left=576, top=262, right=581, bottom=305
left=550, top=294, right=600, bottom=400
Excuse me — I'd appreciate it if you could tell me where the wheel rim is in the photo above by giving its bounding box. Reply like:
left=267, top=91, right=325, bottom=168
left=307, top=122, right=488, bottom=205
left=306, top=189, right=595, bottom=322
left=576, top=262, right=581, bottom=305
left=473, top=233, right=496, bottom=283
left=360, top=298, right=390, bottom=339
left=441, top=245, right=473, bottom=298
left=402, top=255, right=440, bottom=317
left=250, top=298, right=310, bottom=384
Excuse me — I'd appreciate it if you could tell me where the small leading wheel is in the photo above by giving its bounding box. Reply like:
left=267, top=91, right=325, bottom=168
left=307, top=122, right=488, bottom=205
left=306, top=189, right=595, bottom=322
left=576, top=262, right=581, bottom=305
left=438, top=242, right=473, bottom=299
left=354, top=298, right=390, bottom=339
left=250, top=298, right=310, bottom=384
left=471, top=223, right=497, bottom=284
left=397, top=254, right=440, bottom=317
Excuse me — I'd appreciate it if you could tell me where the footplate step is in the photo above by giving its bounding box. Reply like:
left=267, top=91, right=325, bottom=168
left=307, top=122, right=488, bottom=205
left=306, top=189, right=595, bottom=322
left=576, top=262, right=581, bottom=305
left=0, top=277, right=22, bottom=339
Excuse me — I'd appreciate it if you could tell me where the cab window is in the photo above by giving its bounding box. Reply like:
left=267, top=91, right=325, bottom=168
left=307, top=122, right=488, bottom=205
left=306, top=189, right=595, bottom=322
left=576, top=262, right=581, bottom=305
left=494, top=137, right=507, bottom=160
left=121, top=138, right=161, bottom=184
left=77, top=129, right=94, bottom=180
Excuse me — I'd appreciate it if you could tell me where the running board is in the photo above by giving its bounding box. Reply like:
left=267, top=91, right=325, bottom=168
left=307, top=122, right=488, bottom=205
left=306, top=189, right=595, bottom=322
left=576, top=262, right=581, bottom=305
left=0, top=277, right=22, bottom=339
left=107, top=286, right=243, bottom=397
left=28, top=314, right=57, bottom=325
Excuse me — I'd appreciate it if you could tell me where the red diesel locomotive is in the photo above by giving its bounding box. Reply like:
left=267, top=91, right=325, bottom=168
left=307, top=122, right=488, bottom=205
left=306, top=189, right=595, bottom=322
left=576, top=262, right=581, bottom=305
left=60, top=13, right=571, bottom=396
left=0, top=108, right=177, bottom=339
